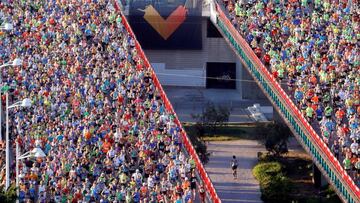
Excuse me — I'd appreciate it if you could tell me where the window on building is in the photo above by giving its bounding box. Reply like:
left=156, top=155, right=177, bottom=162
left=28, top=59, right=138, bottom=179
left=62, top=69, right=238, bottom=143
left=206, top=62, right=236, bottom=89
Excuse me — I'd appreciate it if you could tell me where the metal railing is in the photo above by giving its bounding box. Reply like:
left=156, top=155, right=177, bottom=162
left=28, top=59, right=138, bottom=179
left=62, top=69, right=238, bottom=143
left=214, top=3, right=360, bottom=203
left=112, top=1, right=221, bottom=202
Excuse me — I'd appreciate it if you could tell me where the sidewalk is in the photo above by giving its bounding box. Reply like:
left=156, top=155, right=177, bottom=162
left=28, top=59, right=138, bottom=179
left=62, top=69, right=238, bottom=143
left=205, top=140, right=264, bottom=203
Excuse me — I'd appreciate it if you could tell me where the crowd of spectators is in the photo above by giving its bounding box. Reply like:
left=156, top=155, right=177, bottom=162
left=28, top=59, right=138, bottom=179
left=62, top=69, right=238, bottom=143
left=0, top=0, right=205, bottom=202
left=222, top=0, right=360, bottom=183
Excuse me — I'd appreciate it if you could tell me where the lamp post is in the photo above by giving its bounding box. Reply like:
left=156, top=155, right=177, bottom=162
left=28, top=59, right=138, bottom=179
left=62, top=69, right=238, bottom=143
left=4, top=94, right=31, bottom=191
left=0, top=22, right=15, bottom=142
left=0, top=58, right=22, bottom=69
left=17, top=147, right=46, bottom=191
left=0, top=58, right=22, bottom=143
left=16, top=147, right=46, bottom=199
left=17, top=147, right=46, bottom=160
left=0, top=23, right=13, bottom=31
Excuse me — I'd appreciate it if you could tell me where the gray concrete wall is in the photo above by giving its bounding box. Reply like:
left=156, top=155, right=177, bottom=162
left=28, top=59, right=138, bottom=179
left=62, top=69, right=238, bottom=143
left=235, top=58, right=243, bottom=99
left=143, top=17, right=269, bottom=102
left=241, top=65, right=267, bottom=100
left=144, top=18, right=237, bottom=70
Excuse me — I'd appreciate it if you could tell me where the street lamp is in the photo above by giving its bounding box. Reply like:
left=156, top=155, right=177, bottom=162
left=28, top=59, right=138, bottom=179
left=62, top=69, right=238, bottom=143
left=0, top=21, right=19, bottom=142
left=16, top=147, right=46, bottom=198
left=8, top=98, right=32, bottom=109
left=0, top=23, right=13, bottom=31
left=0, top=58, right=22, bottom=143
left=0, top=58, right=22, bottom=69
left=17, top=147, right=46, bottom=160
left=4, top=96, right=31, bottom=191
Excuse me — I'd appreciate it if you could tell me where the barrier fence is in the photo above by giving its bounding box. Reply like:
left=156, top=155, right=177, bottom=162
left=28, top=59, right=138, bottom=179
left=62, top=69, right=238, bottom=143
left=112, top=1, right=221, bottom=202
left=214, top=3, right=360, bottom=203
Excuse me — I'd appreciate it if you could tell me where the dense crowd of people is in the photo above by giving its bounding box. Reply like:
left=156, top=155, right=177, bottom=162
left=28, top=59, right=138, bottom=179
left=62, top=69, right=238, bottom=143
left=223, top=0, right=360, bottom=184
left=0, top=0, right=206, bottom=202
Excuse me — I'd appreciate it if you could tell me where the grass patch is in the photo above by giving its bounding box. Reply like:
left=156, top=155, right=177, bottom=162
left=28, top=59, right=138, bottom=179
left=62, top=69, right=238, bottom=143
left=182, top=123, right=262, bottom=141
left=201, top=135, right=239, bottom=141
left=253, top=154, right=341, bottom=203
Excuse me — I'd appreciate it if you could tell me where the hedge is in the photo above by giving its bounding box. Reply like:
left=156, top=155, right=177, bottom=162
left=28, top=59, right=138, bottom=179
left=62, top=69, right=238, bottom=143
left=253, top=162, right=292, bottom=203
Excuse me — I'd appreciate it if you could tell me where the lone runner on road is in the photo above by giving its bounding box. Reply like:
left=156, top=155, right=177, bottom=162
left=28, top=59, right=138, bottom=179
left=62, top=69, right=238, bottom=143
left=231, top=155, right=238, bottom=179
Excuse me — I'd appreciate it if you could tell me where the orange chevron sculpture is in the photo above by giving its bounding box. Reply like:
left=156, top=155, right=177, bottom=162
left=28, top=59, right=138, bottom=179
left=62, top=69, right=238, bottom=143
left=140, top=5, right=187, bottom=40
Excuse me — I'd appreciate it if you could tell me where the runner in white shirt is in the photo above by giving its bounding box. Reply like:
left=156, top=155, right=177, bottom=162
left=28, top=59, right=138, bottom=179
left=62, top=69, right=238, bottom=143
left=132, top=169, right=143, bottom=183
left=230, top=155, right=238, bottom=179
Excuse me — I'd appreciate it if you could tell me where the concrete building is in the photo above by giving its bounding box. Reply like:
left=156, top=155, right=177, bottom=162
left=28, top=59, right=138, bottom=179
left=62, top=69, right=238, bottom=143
left=120, top=0, right=271, bottom=121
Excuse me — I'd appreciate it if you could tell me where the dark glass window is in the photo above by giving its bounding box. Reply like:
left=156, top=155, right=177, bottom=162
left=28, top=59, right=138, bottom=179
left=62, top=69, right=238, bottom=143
left=207, top=19, right=222, bottom=38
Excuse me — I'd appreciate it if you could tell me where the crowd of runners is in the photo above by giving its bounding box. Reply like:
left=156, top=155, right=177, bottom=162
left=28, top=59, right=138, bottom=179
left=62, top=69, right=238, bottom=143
left=222, top=0, right=360, bottom=183
left=0, top=0, right=206, bottom=202
left=0, top=0, right=357, bottom=201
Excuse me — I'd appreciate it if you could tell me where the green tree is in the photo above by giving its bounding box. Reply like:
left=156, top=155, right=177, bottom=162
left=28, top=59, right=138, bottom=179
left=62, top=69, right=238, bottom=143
left=187, top=102, right=230, bottom=164
left=192, top=102, right=230, bottom=136
left=256, top=122, right=291, bottom=157
left=261, top=174, right=292, bottom=203
left=188, top=134, right=210, bottom=164
left=0, top=184, right=17, bottom=203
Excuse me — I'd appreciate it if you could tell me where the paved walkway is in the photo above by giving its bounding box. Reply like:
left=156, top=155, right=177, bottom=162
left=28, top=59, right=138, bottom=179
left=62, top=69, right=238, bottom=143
left=205, top=140, right=264, bottom=203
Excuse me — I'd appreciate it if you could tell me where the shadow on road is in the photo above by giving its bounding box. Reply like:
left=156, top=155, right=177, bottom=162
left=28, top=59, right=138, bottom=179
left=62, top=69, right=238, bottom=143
left=205, top=140, right=264, bottom=203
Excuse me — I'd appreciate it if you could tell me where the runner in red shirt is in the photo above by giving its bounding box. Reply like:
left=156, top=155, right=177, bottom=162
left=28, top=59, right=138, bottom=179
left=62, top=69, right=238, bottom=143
left=199, top=184, right=206, bottom=203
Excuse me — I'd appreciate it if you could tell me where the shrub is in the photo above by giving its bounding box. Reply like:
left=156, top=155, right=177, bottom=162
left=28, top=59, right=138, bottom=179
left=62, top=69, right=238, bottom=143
left=253, top=162, right=282, bottom=182
left=261, top=174, right=292, bottom=203
left=253, top=162, right=292, bottom=203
